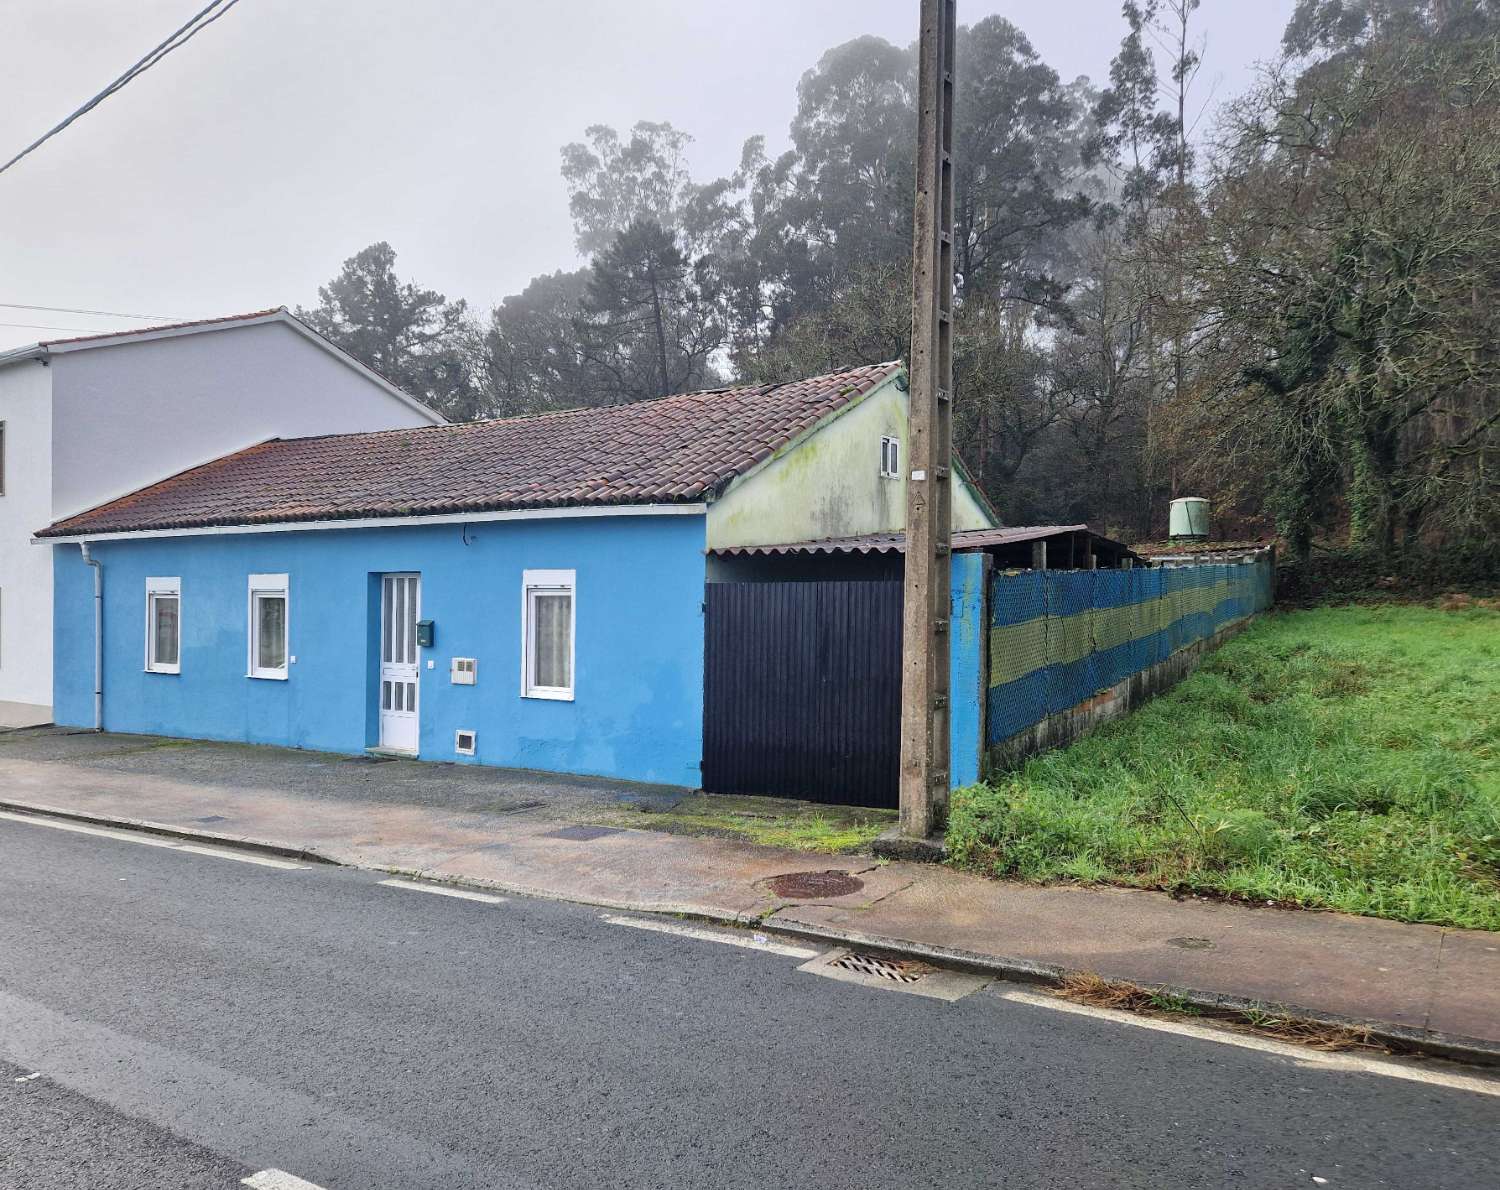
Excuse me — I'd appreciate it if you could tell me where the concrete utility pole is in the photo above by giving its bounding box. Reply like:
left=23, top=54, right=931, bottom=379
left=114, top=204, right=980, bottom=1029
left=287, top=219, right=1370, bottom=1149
left=898, top=0, right=957, bottom=839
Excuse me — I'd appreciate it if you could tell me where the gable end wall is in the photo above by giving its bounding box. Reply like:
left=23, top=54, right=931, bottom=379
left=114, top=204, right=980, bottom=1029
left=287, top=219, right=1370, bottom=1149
left=49, top=320, right=439, bottom=520
left=705, top=376, right=995, bottom=549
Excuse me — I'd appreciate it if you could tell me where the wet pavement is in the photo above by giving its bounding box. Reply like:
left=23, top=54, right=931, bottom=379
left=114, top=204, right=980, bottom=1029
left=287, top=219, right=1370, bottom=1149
left=2, top=726, right=1497, bottom=1057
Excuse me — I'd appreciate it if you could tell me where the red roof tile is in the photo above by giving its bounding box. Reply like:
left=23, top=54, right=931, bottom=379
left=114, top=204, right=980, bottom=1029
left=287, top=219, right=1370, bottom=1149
left=38, top=361, right=905, bottom=538
left=37, top=308, right=286, bottom=348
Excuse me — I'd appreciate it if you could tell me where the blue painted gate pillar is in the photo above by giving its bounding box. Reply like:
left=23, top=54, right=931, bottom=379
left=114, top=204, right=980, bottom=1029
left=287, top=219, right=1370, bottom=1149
left=948, top=551, right=989, bottom=789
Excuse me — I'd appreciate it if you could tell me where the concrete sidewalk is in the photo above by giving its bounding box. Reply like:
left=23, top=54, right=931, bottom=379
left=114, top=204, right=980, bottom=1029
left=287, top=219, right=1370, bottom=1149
left=2, top=738, right=1496, bottom=1061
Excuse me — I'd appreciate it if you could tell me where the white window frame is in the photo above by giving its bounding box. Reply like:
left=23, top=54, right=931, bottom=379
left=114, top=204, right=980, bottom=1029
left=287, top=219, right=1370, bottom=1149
left=520, top=568, right=575, bottom=701
left=247, top=573, right=290, bottom=681
left=144, top=577, right=181, bottom=675
left=880, top=435, right=900, bottom=479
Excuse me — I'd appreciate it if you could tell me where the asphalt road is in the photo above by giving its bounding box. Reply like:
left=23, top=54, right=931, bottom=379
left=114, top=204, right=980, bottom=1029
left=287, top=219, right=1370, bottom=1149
left=1, top=817, right=1495, bottom=1190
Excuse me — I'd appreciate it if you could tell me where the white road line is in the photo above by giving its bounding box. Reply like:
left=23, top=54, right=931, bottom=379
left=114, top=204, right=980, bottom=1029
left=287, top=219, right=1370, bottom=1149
left=377, top=878, right=506, bottom=904
left=993, top=987, right=1500, bottom=1099
left=0, top=810, right=307, bottom=869
left=169, top=843, right=308, bottom=869
left=600, top=913, right=823, bottom=959
left=0, top=811, right=181, bottom=848
left=243, top=1170, right=328, bottom=1190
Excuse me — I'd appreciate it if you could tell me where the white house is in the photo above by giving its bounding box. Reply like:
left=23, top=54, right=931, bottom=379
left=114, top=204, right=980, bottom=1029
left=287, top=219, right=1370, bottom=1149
left=0, top=308, right=444, bottom=726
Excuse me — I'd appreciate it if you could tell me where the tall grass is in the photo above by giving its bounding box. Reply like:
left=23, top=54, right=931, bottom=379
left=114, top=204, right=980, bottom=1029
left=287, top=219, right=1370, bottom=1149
left=947, top=605, right=1500, bottom=931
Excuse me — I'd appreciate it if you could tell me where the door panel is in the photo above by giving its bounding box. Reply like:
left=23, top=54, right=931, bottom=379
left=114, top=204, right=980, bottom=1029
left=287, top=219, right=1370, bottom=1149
left=379, top=573, right=420, bottom=753
left=702, top=580, right=902, bottom=808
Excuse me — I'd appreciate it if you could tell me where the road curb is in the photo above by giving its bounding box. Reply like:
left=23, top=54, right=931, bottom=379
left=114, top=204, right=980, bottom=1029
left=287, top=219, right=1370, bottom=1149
left=384, top=862, right=1500, bottom=1069
left=0, top=799, right=340, bottom=867
left=6, top=797, right=1497, bottom=1069
left=746, top=915, right=1500, bottom=1070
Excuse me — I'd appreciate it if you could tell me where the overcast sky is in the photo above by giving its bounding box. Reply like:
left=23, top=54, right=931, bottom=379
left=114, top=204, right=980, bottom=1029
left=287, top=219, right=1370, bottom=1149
left=0, top=0, right=1299, bottom=351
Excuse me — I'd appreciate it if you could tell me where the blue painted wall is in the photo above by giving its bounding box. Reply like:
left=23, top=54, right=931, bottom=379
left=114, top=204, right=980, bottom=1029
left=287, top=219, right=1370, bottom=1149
left=948, top=552, right=988, bottom=789
left=53, top=515, right=707, bottom=787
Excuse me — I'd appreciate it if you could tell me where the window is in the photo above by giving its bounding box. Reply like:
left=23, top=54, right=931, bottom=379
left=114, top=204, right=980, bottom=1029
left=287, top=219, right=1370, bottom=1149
left=145, top=578, right=180, bottom=674
left=248, top=574, right=289, bottom=680
left=880, top=435, right=900, bottom=478
left=521, top=569, right=574, bottom=700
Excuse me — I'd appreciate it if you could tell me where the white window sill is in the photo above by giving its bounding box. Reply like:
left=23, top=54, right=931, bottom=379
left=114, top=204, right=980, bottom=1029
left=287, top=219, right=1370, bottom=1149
left=522, top=688, right=574, bottom=702
left=145, top=667, right=181, bottom=676
left=248, top=671, right=289, bottom=681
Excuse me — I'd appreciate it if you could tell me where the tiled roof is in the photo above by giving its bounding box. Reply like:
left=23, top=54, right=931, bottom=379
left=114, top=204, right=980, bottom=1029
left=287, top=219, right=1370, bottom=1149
left=35, top=308, right=285, bottom=348
left=38, top=361, right=905, bottom=538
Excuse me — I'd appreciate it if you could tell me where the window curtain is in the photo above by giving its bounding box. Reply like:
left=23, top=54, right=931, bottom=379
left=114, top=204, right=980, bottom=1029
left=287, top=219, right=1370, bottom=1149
left=532, top=592, right=571, bottom=688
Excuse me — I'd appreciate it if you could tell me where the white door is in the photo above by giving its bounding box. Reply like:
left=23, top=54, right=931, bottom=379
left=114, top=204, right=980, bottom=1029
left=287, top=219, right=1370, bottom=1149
left=379, top=573, right=421, bottom=753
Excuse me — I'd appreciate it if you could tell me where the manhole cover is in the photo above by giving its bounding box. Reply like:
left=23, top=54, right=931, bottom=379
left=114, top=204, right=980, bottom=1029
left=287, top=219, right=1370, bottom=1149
left=542, top=824, right=624, bottom=842
left=767, top=870, right=864, bottom=899
left=1166, top=936, right=1215, bottom=950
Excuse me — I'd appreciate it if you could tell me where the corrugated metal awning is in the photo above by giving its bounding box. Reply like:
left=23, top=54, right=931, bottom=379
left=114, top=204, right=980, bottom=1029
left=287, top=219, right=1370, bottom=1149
left=710, top=525, right=1135, bottom=558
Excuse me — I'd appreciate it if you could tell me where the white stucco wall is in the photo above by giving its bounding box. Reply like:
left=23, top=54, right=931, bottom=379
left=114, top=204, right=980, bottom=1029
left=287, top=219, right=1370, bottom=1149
left=706, top=376, right=996, bottom=549
left=49, top=321, right=439, bottom=518
left=0, top=362, right=55, bottom=715
left=0, top=317, right=440, bottom=720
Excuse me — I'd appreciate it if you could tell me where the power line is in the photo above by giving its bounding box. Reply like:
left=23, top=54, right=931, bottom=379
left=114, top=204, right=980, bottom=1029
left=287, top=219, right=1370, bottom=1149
left=0, top=0, right=245, bottom=178
left=0, top=321, right=108, bottom=334
left=0, top=301, right=185, bottom=322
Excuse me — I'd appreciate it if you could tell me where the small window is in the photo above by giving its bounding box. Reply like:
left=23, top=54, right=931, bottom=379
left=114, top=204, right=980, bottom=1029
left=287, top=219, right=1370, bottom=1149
left=248, top=573, right=289, bottom=680
left=145, top=578, right=180, bottom=674
left=522, top=569, right=575, bottom=700
left=880, top=435, right=900, bottom=478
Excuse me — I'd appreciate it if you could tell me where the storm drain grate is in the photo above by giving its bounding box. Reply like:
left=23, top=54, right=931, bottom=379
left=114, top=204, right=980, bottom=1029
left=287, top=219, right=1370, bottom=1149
left=798, top=948, right=988, bottom=1002
left=830, top=951, right=929, bottom=984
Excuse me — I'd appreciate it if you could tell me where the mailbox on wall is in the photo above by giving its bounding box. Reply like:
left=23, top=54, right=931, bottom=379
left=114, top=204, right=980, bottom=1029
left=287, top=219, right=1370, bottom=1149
left=416, top=620, right=435, bottom=649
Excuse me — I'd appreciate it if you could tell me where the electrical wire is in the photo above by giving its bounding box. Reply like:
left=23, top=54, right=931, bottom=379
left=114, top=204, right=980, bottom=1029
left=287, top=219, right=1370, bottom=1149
left=0, top=0, right=245, bottom=178
left=0, top=321, right=107, bottom=334
left=0, top=301, right=184, bottom=322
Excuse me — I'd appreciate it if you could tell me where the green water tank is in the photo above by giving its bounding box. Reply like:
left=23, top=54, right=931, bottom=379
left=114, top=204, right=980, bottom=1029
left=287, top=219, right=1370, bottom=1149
left=1169, top=497, right=1210, bottom=541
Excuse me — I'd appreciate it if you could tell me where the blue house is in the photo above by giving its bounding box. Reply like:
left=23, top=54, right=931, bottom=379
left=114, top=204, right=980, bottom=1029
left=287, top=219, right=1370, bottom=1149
left=37, top=362, right=997, bottom=791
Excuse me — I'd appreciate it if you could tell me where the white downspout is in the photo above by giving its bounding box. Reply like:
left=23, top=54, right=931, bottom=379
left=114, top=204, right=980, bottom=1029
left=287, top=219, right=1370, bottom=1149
left=79, top=542, right=102, bottom=731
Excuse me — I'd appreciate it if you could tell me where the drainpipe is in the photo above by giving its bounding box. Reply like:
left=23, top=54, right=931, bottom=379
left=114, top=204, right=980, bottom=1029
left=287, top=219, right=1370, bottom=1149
left=79, top=542, right=102, bottom=731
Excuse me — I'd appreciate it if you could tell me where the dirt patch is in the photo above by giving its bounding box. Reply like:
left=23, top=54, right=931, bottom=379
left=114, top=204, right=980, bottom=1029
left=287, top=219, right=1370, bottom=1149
left=1436, top=592, right=1500, bottom=612
left=1056, top=972, right=1385, bottom=1053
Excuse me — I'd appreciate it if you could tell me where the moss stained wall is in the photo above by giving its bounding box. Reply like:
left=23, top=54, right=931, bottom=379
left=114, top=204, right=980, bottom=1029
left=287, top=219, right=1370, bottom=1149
left=707, top=375, right=995, bottom=549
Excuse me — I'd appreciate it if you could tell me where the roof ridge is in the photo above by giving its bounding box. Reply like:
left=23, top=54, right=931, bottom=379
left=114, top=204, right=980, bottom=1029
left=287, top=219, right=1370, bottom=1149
left=37, top=307, right=288, bottom=348
left=270, top=359, right=904, bottom=447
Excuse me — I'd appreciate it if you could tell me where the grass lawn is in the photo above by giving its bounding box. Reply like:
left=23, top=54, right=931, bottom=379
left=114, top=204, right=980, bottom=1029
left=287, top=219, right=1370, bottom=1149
left=947, top=604, right=1500, bottom=931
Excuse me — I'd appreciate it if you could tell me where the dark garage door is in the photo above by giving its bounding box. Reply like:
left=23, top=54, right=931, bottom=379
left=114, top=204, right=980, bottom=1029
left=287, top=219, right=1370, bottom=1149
left=702, top=580, right=902, bottom=809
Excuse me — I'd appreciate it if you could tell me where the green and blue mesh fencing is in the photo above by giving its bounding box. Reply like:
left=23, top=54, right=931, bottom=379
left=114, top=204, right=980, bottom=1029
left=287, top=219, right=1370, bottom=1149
left=985, top=555, right=1275, bottom=746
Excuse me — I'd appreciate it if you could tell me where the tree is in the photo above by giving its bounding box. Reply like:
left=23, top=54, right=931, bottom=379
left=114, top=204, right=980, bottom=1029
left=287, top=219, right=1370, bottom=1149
left=559, top=122, right=695, bottom=256
left=478, top=270, right=596, bottom=418
left=954, top=17, right=1093, bottom=308
left=297, top=242, right=478, bottom=418
left=1189, top=12, right=1500, bottom=554
left=575, top=218, right=724, bottom=402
